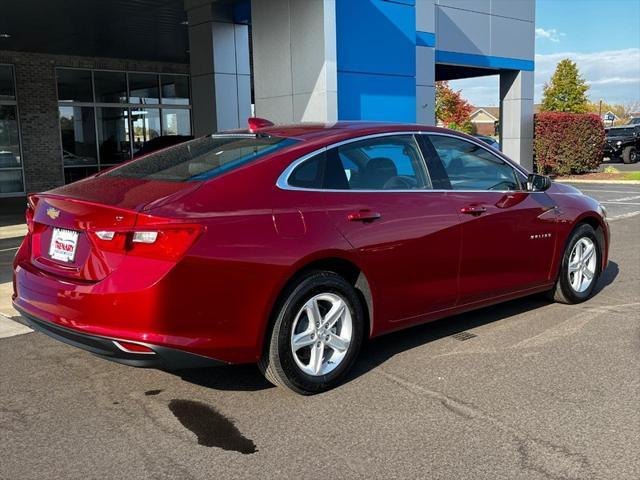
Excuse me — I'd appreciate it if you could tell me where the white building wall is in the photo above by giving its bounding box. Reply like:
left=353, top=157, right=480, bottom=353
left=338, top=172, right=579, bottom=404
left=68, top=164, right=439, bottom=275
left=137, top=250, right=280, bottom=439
left=251, top=0, right=337, bottom=124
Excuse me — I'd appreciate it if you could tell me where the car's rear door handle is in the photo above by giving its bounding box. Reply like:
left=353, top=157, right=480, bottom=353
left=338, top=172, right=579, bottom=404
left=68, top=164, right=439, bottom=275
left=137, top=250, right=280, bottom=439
left=347, top=210, right=382, bottom=222
left=460, top=205, right=487, bottom=216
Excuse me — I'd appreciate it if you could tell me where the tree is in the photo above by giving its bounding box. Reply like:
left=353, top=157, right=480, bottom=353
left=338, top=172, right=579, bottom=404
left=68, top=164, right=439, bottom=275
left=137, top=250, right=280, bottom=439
left=541, top=59, right=590, bottom=113
left=586, top=100, right=640, bottom=125
left=435, top=81, right=473, bottom=133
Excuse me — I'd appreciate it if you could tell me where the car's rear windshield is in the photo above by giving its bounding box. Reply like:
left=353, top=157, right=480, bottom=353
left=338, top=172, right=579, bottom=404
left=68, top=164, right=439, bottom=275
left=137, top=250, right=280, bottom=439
left=607, top=128, right=635, bottom=137
left=105, top=134, right=297, bottom=182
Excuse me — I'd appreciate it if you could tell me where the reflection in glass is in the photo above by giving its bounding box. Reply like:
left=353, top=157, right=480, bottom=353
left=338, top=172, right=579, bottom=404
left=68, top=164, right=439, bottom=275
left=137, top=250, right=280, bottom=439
left=131, top=108, right=161, bottom=155
left=162, top=109, right=191, bottom=136
left=0, top=65, right=16, bottom=101
left=161, top=75, right=190, bottom=105
left=0, top=106, right=21, bottom=168
left=0, top=170, right=23, bottom=193
left=64, top=166, right=99, bottom=184
left=94, top=71, right=127, bottom=103
left=59, top=106, right=97, bottom=166
left=57, top=69, right=93, bottom=102
left=97, top=107, right=131, bottom=165
left=129, top=73, right=159, bottom=104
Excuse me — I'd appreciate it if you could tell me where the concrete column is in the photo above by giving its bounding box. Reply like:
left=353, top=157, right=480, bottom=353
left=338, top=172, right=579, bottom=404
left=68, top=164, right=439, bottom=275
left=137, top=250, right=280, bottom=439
left=187, top=3, right=251, bottom=135
left=416, top=0, right=436, bottom=125
left=499, top=70, right=534, bottom=170
left=251, top=0, right=337, bottom=124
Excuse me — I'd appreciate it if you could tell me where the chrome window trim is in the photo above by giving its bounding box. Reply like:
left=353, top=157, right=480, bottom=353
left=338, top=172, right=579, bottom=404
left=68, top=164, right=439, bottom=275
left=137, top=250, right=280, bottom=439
left=276, top=130, right=537, bottom=194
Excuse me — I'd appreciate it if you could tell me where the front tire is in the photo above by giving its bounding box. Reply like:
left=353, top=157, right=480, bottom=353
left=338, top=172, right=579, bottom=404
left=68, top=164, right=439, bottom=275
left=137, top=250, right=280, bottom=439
left=549, top=224, right=602, bottom=304
left=259, top=271, right=364, bottom=395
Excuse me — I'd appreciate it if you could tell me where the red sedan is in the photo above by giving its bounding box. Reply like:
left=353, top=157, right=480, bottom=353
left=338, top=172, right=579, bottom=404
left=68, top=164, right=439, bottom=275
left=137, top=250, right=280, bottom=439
left=13, top=120, right=609, bottom=394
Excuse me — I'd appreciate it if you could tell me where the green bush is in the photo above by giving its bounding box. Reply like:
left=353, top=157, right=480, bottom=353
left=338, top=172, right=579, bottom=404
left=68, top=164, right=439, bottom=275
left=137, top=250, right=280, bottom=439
left=534, top=112, right=605, bottom=175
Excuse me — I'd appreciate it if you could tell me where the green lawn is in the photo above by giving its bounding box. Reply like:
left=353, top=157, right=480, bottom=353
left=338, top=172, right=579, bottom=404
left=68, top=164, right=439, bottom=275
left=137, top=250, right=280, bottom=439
left=623, top=172, right=640, bottom=181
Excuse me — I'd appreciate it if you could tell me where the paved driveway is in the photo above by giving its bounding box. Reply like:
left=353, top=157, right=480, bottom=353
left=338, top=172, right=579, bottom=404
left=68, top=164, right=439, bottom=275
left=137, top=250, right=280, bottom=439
left=0, top=185, right=638, bottom=480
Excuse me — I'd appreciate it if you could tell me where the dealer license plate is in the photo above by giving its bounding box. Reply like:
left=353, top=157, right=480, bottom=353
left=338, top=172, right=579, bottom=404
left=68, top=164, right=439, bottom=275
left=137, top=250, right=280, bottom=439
left=49, top=228, right=79, bottom=263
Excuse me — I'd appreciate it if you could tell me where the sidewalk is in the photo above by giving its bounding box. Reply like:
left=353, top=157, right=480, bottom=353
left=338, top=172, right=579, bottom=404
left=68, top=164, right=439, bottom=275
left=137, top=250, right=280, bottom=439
left=0, top=196, right=31, bottom=337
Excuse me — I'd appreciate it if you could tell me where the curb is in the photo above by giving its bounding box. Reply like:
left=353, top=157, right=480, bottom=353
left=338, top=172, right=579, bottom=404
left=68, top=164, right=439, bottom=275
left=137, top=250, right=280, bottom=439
left=0, top=312, right=33, bottom=339
left=555, top=179, right=640, bottom=185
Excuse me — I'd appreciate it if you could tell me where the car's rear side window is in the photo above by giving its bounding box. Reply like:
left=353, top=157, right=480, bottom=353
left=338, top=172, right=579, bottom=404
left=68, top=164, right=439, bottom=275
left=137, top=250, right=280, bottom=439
left=287, top=135, right=431, bottom=190
left=106, top=135, right=296, bottom=182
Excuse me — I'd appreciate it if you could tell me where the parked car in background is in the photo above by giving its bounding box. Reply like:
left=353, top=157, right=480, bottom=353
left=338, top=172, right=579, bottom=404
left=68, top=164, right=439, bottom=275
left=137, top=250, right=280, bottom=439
left=13, top=120, right=609, bottom=394
left=473, top=134, right=500, bottom=150
left=603, top=125, right=639, bottom=164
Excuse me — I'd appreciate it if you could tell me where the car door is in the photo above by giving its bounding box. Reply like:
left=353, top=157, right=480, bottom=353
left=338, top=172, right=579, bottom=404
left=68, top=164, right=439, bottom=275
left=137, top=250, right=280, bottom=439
left=421, top=133, right=558, bottom=305
left=285, top=134, right=461, bottom=330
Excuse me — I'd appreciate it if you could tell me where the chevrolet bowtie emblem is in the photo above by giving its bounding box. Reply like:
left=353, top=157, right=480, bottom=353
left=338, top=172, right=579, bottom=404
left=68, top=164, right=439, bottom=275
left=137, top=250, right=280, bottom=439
left=46, top=207, right=60, bottom=220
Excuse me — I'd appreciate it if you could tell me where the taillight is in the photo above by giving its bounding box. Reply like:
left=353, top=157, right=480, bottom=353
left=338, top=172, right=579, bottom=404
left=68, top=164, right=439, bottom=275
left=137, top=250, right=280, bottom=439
left=88, top=224, right=202, bottom=261
left=25, top=195, right=38, bottom=233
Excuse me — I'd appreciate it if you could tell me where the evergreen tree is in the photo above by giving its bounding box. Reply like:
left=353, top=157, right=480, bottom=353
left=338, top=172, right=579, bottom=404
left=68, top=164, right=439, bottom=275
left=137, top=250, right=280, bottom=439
left=541, top=59, right=590, bottom=113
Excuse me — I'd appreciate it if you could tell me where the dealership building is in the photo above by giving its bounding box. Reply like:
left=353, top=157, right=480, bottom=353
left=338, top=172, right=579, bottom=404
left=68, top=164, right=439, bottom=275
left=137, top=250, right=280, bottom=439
left=0, top=0, right=534, bottom=198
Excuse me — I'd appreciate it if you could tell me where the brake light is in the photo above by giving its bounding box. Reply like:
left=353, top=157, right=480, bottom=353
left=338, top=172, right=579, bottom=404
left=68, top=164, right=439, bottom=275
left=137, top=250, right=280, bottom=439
left=248, top=116, right=274, bottom=133
left=25, top=195, right=38, bottom=234
left=89, top=224, right=202, bottom=261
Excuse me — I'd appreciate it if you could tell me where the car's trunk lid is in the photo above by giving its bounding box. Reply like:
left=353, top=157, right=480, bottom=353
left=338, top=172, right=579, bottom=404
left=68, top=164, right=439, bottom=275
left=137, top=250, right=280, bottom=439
left=28, top=175, right=200, bottom=282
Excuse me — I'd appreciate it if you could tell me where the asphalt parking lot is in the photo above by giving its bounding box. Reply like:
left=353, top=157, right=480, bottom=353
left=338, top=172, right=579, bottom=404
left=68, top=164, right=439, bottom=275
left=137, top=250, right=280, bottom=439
left=1, top=183, right=638, bottom=480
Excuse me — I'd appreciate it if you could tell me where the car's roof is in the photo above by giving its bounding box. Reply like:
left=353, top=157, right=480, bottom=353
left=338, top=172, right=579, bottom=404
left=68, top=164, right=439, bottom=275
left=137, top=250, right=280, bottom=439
left=225, top=121, right=445, bottom=145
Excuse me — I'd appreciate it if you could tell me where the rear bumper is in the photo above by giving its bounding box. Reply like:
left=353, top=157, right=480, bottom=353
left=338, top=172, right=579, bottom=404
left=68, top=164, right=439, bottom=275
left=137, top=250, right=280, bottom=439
left=17, top=307, right=226, bottom=370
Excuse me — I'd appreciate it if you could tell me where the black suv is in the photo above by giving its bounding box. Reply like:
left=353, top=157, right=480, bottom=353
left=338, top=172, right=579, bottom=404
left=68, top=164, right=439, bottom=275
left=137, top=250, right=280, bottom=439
left=604, top=125, right=639, bottom=164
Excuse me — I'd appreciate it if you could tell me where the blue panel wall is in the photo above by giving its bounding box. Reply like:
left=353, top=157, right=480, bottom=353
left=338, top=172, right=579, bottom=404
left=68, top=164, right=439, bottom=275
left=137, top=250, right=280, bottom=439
left=338, top=72, right=417, bottom=122
left=336, top=0, right=417, bottom=122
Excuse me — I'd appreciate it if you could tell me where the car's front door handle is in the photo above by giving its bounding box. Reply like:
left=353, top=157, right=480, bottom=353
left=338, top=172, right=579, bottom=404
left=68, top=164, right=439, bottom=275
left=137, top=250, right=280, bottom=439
left=347, top=210, right=382, bottom=222
left=460, top=205, right=487, bottom=216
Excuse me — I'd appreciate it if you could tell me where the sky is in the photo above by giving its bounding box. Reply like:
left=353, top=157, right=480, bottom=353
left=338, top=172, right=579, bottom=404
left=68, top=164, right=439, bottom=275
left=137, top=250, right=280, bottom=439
left=449, top=0, right=640, bottom=108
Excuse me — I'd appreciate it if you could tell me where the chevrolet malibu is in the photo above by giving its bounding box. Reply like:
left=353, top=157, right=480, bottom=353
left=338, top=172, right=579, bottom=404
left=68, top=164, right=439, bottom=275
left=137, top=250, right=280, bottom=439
left=13, top=120, right=609, bottom=394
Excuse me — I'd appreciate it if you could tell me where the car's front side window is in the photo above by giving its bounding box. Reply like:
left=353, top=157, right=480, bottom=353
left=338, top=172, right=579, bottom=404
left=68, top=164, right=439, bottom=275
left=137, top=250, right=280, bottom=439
left=287, top=135, right=431, bottom=191
left=427, top=135, right=522, bottom=191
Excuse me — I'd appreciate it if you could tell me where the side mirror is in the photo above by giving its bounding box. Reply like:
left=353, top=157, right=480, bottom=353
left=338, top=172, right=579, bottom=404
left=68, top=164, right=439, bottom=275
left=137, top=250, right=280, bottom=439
left=527, top=173, right=552, bottom=192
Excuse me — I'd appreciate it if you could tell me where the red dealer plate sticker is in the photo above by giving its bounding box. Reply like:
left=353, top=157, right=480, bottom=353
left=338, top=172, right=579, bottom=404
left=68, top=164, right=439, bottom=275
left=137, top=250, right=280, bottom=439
left=49, top=228, right=79, bottom=263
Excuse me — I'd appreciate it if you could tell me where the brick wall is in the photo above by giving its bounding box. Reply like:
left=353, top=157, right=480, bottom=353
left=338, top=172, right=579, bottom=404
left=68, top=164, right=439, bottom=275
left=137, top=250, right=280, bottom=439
left=0, top=50, right=188, bottom=194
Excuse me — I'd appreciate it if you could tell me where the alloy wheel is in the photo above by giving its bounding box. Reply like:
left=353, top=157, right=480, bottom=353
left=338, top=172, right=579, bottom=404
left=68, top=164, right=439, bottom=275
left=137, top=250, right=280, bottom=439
left=568, top=237, right=597, bottom=293
left=290, top=293, right=353, bottom=376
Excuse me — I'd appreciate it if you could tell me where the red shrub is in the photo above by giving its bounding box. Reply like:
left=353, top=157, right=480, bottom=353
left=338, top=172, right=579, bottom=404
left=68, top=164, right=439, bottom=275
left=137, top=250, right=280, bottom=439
left=534, top=112, right=605, bottom=175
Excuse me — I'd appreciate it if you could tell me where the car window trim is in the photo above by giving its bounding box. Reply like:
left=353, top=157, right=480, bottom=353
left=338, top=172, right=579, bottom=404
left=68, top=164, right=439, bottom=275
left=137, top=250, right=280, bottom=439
left=277, top=130, right=537, bottom=194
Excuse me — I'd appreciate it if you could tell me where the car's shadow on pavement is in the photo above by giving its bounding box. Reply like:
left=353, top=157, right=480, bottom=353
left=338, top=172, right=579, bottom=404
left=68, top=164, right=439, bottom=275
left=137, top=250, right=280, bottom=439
left=175, top=261, right=619, bottom=393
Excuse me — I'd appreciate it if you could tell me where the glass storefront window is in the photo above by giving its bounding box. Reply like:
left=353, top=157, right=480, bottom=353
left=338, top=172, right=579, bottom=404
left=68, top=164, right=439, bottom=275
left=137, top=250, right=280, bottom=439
left=0, top=65, right=23, bottom=195
left=56, top=68, right=191, bottom=185
left=64, top=166, right=99, bottom=185
left=129, top=73, right=159, bottom=104
left=59, top=106, right=97, bottom=166
left=0, top=170, right=23, bottom=194
left=57, top=69, right=93, bottom=103
left=0, top=105, right=21, bottom=168
left=97, top=107, right=131, bottom=165
left=0, top=65, right=16, bottom=101
left=131, top=108, right=161, bottom=155
left=162, top=109, right=191, bottom=136
left=161, top=75, right=190, bottom=105
left=94, top=71, right=127, bottom=103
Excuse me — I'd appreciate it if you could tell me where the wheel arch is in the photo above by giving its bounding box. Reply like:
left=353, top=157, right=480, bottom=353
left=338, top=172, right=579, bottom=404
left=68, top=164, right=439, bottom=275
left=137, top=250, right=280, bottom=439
left=258, top=253, right=375, bottom=360
left=558, top=212, right=609, bottom=276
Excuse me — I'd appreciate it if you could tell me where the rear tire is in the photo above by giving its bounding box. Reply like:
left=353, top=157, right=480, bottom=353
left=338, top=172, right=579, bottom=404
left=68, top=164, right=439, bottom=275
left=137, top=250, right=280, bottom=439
left=549, top=224, right=602, bottom=304
left=622, top=146, right=637, bottom=164
left=258, top=270, right=364, bottom=395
